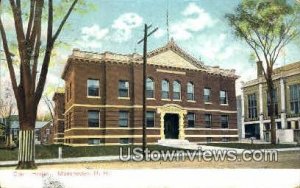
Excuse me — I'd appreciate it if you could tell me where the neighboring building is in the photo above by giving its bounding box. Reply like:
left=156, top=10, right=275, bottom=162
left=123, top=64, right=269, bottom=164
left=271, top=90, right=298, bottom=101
left=242, top=61, right=300, bottom=143
left=52, top=91, right=65, bottom=144
left=40, top=121, right=53, bottom=145
left=61, top=39, right=239, bottom=146
left=236, top=95, right=243, bottom=140
left=10, top=120, right=50, bottom=144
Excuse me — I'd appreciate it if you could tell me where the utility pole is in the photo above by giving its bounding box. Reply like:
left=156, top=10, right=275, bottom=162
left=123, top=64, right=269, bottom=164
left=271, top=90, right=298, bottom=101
left=138, top=24, right=158, bottom=160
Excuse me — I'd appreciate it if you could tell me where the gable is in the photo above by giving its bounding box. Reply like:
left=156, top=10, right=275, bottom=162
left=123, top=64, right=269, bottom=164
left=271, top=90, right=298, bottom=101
left=147, top=49, right=201, bottom=70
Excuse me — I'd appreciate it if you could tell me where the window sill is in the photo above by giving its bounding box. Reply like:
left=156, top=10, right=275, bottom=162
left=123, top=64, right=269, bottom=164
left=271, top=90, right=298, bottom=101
left=220, top=104, right=229, bottom=106
left=118, top=97, right=130, bottom=100
left=173, top=99, right=182, bottom=102
left=161, top=99, right=171, bottom=101
left=187, top=100, right=196, bottom=103
left=87, top=96, right=101, bottom=99
left=147, top=98, right=156, bottom=100
left=205, top=102, right=212, bottom=105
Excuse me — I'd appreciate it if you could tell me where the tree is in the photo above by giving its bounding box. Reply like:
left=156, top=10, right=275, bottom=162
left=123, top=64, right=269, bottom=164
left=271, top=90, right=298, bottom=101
left=0, top=81, right=16, bottom=148
left=0, top=0, right=80, bottom=169
left=225, top=0, right=300, bottom=144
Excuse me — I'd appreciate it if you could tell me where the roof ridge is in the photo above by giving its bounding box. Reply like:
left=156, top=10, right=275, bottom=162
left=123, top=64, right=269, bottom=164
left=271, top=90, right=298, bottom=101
left=145, top=38, right=206, bottom=69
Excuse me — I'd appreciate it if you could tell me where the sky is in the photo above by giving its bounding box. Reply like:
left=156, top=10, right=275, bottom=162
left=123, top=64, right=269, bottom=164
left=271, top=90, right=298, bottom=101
left=1, top=0, right=300, bottom=114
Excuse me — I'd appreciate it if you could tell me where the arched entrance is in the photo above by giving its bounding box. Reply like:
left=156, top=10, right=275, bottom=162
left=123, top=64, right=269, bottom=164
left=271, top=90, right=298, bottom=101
left=164, top=113, right=179, bottom=139
left=157, top=104, right=187, bottom=140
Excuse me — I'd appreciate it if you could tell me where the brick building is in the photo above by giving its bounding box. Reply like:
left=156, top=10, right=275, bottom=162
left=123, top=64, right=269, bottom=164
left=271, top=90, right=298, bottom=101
left=40, top=121, right=53, bottom=145
left=52, top=91, right=65, bottom=144
left=60, top=39, right=239, bottom=146
left=242, top=61, right=300, bottom=143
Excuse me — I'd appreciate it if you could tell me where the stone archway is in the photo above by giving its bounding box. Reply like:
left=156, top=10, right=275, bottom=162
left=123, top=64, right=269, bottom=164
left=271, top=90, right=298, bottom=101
left=157, top=104, right=187, bottom=140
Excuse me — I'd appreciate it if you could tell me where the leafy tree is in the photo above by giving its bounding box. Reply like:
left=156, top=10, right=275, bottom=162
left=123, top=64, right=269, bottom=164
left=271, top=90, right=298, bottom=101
left=226, top=0, right=300, bottom=144
left=0, top=81, right=16, bottom=148
left=0, top=0, right=85, bottom=169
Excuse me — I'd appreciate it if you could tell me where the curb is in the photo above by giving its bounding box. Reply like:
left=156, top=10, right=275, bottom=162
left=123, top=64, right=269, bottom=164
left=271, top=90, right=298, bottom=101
left=1, top=147, right=300, bottom=167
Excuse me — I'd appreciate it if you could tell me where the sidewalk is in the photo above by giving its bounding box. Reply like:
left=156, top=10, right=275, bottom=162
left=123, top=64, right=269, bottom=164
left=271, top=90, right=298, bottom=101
left=1, top=146, right=300, bottom=167
left=0, top=155, right=121, bottom=167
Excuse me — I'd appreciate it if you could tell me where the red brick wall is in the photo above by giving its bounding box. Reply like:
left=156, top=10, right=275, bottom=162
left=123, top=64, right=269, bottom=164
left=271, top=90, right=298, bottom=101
left=62, top=58, right=238, bottom=145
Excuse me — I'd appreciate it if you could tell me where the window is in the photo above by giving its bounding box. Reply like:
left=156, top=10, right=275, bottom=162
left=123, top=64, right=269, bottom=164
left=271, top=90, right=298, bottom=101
left=277, top=122, right=282, bottom=129
left=69, top=82, right=72, bottom=99
left=187, top=82, right=195, bottom=101
left=146, top=111, right=155, bottom=127
left=120, top=138, right=130, bottom=144
left=68, top=112, right=72, bottom=129
left=146, top=78, right=155, bottom=98
left=205, top=114, right=212, bottom=128
left=88, top=138, right=101, bottom=145
left=204, top=88, right=211, bottom=102
left=264, top=123, right=270, bottom=131
left=87, top=79, right=100, bottom=97
left=221, top=115, right=229, bottom=128
left=187, top=113, right=195, bottom=127
left=119, top=111, right=129, bottom=127
left=173, top=80, right=181, bottom=100
left=206, top=137, right=212, bottom=143
left=267, top=89, right=278, bottom=116
left=248, top=93, right=257, bottom=118
left=222, top=137, right=229, bottom=142
left=161, top=80, right=169, bottom=99
left=119, top=80, right=129, bottom=97
left=46, top=129, right=50, bottom=135
left=220, top=90, right=228, bottom=104
left=290, top=84, right=300, bottom=114
left=88, top=110, right=100, bottom=127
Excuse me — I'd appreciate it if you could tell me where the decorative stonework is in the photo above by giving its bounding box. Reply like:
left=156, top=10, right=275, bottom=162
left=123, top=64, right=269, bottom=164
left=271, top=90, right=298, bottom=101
left=62, top=40, right=239, bottom=79
left=157, top=104, right=187, bottom=140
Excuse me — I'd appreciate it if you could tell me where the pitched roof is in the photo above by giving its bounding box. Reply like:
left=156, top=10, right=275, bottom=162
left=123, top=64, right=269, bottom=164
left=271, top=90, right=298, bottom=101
left=137, top=38, right=206, bottom=70
left=62, top=39, right=238, bottom=79
left=10, top=121, right=50, bottom=129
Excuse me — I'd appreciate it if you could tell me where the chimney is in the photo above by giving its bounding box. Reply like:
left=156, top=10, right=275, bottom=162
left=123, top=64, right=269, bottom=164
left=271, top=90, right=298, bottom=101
left=256, top=61, right=263, bottom=77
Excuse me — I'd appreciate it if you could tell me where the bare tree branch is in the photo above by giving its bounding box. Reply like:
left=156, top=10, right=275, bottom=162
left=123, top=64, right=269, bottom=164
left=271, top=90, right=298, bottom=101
left=0, top=18, right=20, bottom=105
left=35, top=0, right=79, bottom=105
left=25, top=0, right=35, bottom=41
left=52, top=0, right=79, bottom=42
left=43, top=96, right=54, bottom=121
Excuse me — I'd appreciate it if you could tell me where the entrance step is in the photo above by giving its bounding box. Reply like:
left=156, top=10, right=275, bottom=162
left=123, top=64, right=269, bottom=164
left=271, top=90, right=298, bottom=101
left=158, top=139, right=199, bottom=150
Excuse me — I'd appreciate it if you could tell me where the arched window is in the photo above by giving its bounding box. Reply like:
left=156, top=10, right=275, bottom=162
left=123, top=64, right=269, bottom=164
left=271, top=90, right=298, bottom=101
left=173, top=80, right=181, bottom=100
left=146, top=77, right=155, bottom=98
left=161, top=80, right=169, bottom=99
left=187, top=82, right=195, bottom=101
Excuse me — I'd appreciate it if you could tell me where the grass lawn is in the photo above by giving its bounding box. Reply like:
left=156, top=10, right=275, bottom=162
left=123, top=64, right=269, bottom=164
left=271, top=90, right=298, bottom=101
left=0, top=145, right=185, bottom=161
left=204, top=143, right=299, bottom=149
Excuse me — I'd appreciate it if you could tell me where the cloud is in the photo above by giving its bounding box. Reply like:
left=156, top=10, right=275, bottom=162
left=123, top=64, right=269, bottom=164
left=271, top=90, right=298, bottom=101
left=194, top=33, right=239, bottom=63
left=171, top=3, right=217, bottom=41
left=76, top=24, right=109, bottom=49
left=153, top=28, right=166, bottom=39
left=111, top=13, right=143, bottom=42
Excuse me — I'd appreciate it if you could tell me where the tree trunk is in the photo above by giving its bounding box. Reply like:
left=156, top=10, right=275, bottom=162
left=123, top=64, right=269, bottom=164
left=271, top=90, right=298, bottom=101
left=267, top=78, right=277, bottom=144
left=16, top=129, right=36, bottom=169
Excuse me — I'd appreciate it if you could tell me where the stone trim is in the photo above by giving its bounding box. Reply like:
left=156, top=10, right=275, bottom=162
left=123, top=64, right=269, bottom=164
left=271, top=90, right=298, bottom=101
left=184, top=128, right=238, bottom=131
left=64, top=127, right=160, bottom=132
left=157, top=104, right=187, bottom=140
left=185, top=135, right=239, bottom=138
left=64, top=104, right=237, bottom=114
left=63, top=142, right=158, bottom=147
left=64, top=135, right=161, bottom=139
left=156, top=69, right=186, bottom=75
